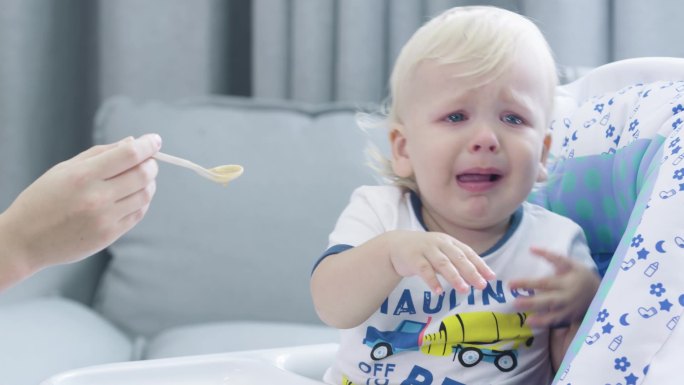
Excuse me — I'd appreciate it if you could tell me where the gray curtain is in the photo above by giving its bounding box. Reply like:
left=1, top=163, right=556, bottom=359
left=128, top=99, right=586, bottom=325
left=253, top=0, right=684, bottom=103
left=0, top=0, right=250, bottom=209
left=1, top=0, right=682, bottom=211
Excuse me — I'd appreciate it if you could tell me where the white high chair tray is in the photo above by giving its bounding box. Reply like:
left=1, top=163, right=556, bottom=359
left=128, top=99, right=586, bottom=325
left=41, top=343, right=338, bottom=385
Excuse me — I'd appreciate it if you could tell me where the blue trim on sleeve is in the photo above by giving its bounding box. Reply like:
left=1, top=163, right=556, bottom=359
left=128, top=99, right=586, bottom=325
left=311, top=244, right=354, bottom=274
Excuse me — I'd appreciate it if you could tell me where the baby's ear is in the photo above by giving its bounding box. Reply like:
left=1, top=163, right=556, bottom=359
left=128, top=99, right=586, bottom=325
left=537, top=133, right=552, bottom=182
left=390, top=124, right=413, bottom=178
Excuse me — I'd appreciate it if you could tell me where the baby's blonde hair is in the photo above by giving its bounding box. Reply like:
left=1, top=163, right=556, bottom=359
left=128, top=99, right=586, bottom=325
left=364, top=6, right=558, bottom=191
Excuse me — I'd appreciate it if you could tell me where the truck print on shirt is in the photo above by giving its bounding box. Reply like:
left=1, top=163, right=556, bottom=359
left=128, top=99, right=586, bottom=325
left=363, top=311, right=533, bottom=372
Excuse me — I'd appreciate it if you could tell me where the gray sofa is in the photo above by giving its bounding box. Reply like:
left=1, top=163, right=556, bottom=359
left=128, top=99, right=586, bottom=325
left=0, top=96, right=387, bottom=385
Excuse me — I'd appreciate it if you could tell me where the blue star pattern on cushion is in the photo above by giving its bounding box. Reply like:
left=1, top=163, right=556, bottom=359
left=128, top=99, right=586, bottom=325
left=534, top=80, right=684, bottom=385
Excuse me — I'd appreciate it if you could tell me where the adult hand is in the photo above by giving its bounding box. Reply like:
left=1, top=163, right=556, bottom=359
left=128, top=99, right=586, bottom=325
left=0, top=134, right=161, bottom=290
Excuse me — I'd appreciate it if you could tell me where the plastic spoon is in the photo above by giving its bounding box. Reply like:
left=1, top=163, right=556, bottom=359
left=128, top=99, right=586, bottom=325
left=153, top=152, right=243, bottom=185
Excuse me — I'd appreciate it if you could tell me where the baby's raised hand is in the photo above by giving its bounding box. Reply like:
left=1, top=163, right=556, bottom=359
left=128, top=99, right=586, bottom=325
left=510, top=247, right=600, bottom=327
left=387, top=230, right=496, bottom=295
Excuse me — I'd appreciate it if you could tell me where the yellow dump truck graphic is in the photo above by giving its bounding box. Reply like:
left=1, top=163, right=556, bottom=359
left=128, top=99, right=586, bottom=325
left=421, top=311, right=534, bottom=372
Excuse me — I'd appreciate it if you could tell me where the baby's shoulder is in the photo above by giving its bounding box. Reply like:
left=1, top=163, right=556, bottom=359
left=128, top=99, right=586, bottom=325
left=346, top=185, right=413, bottom=222
left=522, top=201, right=582, bottom=230
left=350, top=185, right=407, bottom=204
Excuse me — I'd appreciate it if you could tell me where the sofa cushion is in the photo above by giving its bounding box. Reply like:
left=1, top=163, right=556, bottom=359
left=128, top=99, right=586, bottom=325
left=0, top=298, right=132, bottom=385
left=92, top=96, right=384, bottom=338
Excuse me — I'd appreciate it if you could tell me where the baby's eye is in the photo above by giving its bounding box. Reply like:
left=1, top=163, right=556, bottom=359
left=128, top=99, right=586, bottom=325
left=502, top=113, right=524, bottom=125
left=446, top=112, right=466, bottom=123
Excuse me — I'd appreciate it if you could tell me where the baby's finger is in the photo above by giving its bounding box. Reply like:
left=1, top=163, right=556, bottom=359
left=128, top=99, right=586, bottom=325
left=530, top=247, right=573, bottom=273
left=509, top=276, right=559, bottom=292
left=415, top=259, right=444, bottom=296
left=428, top=251, right=469, bottom=293
left=441, top=244, right=488, bottom=290
left=464, top=248, right=496, bottom=281
left=513, top=291, right=563, bottom=313
left=525, top=312, right=567, bottom=328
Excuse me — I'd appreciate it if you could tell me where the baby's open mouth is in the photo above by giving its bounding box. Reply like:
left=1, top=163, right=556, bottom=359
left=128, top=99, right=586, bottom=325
left=456, top=173, right=502, bottom=182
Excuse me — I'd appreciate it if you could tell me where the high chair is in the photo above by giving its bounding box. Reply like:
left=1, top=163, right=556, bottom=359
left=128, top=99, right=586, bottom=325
left=42, top=56, right=684, bottom=385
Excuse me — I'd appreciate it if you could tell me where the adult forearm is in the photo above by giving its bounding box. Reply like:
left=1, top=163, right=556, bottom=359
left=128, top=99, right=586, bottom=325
left=0, top=134, right=161, bottom=293
left=0, top=211, right=36, bottom=291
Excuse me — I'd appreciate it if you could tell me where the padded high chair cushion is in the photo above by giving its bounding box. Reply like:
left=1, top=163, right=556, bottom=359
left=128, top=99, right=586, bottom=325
left=533, top=80, right=684, bottom=276
left=529, top=57, right=684, bottom=384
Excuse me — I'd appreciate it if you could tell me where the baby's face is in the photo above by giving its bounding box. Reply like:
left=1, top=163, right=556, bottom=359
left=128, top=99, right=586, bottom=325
left=390, top=49, right=551, bottom=234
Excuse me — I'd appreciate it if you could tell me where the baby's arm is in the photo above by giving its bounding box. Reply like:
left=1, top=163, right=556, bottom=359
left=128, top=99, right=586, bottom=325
left=510, top=247, right=600, bottom=327
left=549, top=322, right=581, bottom=371
left=311, top=230, right=495, bottom=329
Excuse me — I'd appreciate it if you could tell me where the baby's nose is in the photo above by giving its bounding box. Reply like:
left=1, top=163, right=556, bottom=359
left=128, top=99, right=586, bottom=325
left=470, top=129, right=500, bottom=152
left=472, top=143, right=498, bottom=152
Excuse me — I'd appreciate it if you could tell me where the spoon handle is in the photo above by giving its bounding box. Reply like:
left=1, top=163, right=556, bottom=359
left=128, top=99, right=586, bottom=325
left=153, top=151, right=243, bottom=185
left=153, top=152, right=204, bottom=174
